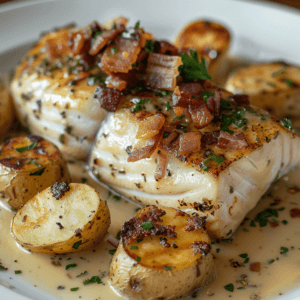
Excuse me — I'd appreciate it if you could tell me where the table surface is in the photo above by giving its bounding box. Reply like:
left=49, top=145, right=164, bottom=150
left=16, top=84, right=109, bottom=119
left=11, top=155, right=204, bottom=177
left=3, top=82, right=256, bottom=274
left=0, top=0, right=300, bottom=9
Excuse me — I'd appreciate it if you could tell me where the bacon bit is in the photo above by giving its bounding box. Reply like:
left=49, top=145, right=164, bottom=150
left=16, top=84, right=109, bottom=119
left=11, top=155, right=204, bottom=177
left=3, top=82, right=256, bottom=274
left=127, top=128, right=164, bottom=162
left=232, top=94, right=250, bottom=106
left=90, top=29, right=123, bottom=56
left=44, top=30, right=70, bottom=60
left=178, top=131, right=201, bottom=156
left=102, top=16, right=129, bottom=30
left=189, top=98, right=214, bottom=129
left=145, top=53, right=182, bottom=91
left=191, top=241, right=211, bottom=256
left=206, top=89, right=222, bottom=117
left=105, top=75, right=127, bottom=91
left=249, top=262, right=261, bottom=272
left=154, top=150, right=168, bottom=180
left=159, top=237, right=170, bottom=248
left=101, top=35, right=142, bottom=74
left=216, top=131, right=248, bottom=151
left=172, top=86, right=190, bottom=108
left=136, top=114, right=165, bottom=140
left=287, top=187, right=299, bottom=194
left=290, top=208, right=300, bottom=218
left=201, top=131, right=220, bottom=146
left=94, top=86, right=123, bottom=112
left=175, top=210, right=187, bottom=217
left=154, top=41, right=178, bottom=55
left=161, top=132, right=178, bottom=147
left=269, top=220, right=280, bottom=228
left=185, top=216, right=206, bottom=231
left=69, top=21, right=101, bottom=55
left=178, top=82, right=203, bottom=96
left=121, top=206, right=177, bottom=245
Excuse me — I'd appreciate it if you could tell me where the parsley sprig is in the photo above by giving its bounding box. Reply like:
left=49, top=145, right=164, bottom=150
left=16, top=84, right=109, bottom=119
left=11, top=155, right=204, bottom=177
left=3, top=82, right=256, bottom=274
left=179, top=50, right=212, bottom=81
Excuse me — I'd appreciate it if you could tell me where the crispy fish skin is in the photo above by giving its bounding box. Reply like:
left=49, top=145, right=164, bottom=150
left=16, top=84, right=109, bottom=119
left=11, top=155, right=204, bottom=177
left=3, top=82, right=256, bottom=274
left=10, top=29, right=107, bottom=160
left=90, top=94, right=300, bottom=239
left=225, top=62, right=300, bottom=127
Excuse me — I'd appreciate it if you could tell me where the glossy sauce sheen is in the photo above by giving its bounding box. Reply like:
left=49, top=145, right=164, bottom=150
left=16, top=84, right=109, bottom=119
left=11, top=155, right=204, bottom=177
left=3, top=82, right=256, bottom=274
left=0, top=161, right=299, bottom=300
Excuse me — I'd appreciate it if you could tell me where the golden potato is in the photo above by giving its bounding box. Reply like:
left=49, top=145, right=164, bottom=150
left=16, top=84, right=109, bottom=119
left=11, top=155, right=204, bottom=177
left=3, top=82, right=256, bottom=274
left=11, top=182, right=110, bottom=254
left=225, top=62, right=300, bottom=127
left=109, top=206, right=216, bottom=300
left=174, top=20, right=231, bottom=76
left=0, top=83, right=14, bottom=135
left=0, top=135, right=70, bottom=210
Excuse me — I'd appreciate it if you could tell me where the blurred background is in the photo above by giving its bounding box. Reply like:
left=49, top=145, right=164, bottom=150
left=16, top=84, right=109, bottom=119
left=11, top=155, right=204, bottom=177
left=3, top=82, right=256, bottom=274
left=0, top=0, right=300, bottom=9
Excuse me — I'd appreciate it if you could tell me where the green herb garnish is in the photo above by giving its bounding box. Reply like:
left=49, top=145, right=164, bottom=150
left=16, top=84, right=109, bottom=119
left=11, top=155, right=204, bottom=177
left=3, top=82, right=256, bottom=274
left=15, top=270, right=22, bottom=274
left=109, top=249, right=116, bottom=255
left=111, top=46, right=118, bottom=54
left=272, top=70, right=284, bottom=77
left=284, top=78, right=295, bottom=87
left=224, top=283, right=234, bottom=292
left=113, top=195, right=121, bottom=201
left=132, top=98, right=152, bottom=112
left=81, top=178, right=87, bottom=184
left=226, top=230, right=232, bottom=236
left=268, top=259, right=275, bottom=264
left=66, top=264, right=77, bottom=270
left=76, top=271, right=88, bottom=277
left=163, top=266, right=175, bottom=271
left=29, top=167, right=46, bottom=176
left=282, top=220, right=288, bottom=225
left=137, top=239, right=143, bottom=243
left=172, top=115, right=185, bottom=122
left=179, top=50, right=212, bottom=81
left=229, top=186, right=234, bottom=194
left=83, top=276, right=102, bottom=285
left=140, top=222, right=153, bottom=230
left=281, top=118, right=293, bottom=130
left=130, top=246, right=138, bottom=250
left=239, top=253, right=248, bottom=258
left=134, top=21, right=140, bottom=29
left=136, top=257, right=141, bottom=263
left=267, top=82, right=275, bottom=87
left=72, top=240, right=82, bottom=250
left=165, top=102, right=170, bottom=111
left=280, top=247, right=288, bottom=254
left=70, top=287, right=79, bottom=292
left=163, top=132, right=170, bottom=139
left=145, top=40, right=155, bottom=53
left=200, top=91, right=214, bottom=103
left=16, top=142, right=37, bottom=153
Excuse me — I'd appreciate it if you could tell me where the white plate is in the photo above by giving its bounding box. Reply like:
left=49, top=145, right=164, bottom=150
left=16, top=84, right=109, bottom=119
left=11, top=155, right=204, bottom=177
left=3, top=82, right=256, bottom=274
left=0, top=0, right=300, bottom=299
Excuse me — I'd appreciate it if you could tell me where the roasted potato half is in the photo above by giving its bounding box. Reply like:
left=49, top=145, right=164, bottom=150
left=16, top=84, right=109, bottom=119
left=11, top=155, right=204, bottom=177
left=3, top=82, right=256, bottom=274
left=225, top=62, right=300, bottom=127
left=174, top=20, right=231, bottom=76
left=0, top=84, right=14, bottom=136
left=11, top=182, right=110, bottom=254
left=0, top=135, right=70, bottom=210
left=109, top=205, right=216, bottom=300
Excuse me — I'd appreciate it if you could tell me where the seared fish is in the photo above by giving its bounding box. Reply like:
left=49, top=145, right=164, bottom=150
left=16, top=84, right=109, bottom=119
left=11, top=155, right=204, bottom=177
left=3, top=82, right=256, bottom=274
left=90, top=83, right=300, bottom=239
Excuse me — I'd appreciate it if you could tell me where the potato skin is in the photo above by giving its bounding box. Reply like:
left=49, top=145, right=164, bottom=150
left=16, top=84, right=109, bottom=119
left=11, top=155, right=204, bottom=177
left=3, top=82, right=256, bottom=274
left=11, top=183, right=110, bottom=254
left=0, top=84, right=14, bottom=136
left=109, top=240, right=215, bottom=300
left=0, top=135, right=71, bottom=210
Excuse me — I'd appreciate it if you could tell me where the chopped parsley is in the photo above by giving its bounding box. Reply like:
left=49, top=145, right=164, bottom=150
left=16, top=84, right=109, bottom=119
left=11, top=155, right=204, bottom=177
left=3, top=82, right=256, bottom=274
left=27, top=159, right=37, bottom=165
left=163, top=266, right=175, bottom=271
left=259, top=115, right=266, bottom=120
left=251, top=207, right=282, bottom=227
left=81, top=177, right=87, bottom=184
left=284, top=78, right=295, bottom=87
left=280, top=247, right=289, bottom=254
left=136, top=257, right=141, bottom=263
left=109, top=249, right=116, bottom=255
left=140, top=222, right=153, bottom=230
left=243, top=257, right=249, bottom=264
left=229, top=186, right=234, bottom=194
left=145, top=40, right=155, bottom=53
left=268, top=259, right=275, bottom=265
left=239, top=253, right=248, bottom=259
left=132, top=98, right=152, bottom=112
left=111, top=46, right=118, bottom=54
left=200, top=91, right=214, bottom=103
left=179, top=50, right=212, bottom=81
left=272, top=70, right=284, bottom=77
left=172, top=115, right=185, bottom=122
left=76, top=271, right=88, bottom=277
left=70, top=287, right=79, bottom=292
left=113, top=195, right=121, bottom=201
left=16, top=142, right=37, bottom=153
left=282, top=220, right=288, bottom=225
left=0, top=265, right=7, bottom=271
left=164, top=102, right=170, bottom=111
left=281, top=118, right=293, bottom=130
left=137, top=239, right=143, bottom=243
left=203, top=154, right=225, bottom=171
left=226, top=230, right=232, bottom=236
left=72, top=240, right=82, bottom=250
left=15, top=270, right=22, bottom=274
left=29, top=167, right=46, bottom=176
left=66, top=264, right=77, bottom=270
left=130, top=246, right=138, bottom=250
left=116, top=231, right=121, bottom=240
left=134, top=21, right=140, bottom=29
left=216, top=248, right=220, bottom=253
left=83, top=276, right=102, bottom=285
left=224, top=283, right=234, bottom=292
left=267, top=82, right=275, bottom=87
left=163, top=132, right=170, bottom=139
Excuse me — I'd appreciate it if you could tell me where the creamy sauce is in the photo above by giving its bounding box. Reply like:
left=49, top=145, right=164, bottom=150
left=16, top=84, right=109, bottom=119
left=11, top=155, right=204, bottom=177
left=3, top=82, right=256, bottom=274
left=0, top=161, right=299, bottom=300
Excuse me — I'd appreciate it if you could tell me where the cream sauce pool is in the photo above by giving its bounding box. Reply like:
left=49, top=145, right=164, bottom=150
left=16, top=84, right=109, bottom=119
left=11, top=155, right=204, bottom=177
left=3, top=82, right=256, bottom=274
left=0, top=160, right=299, bottom=300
